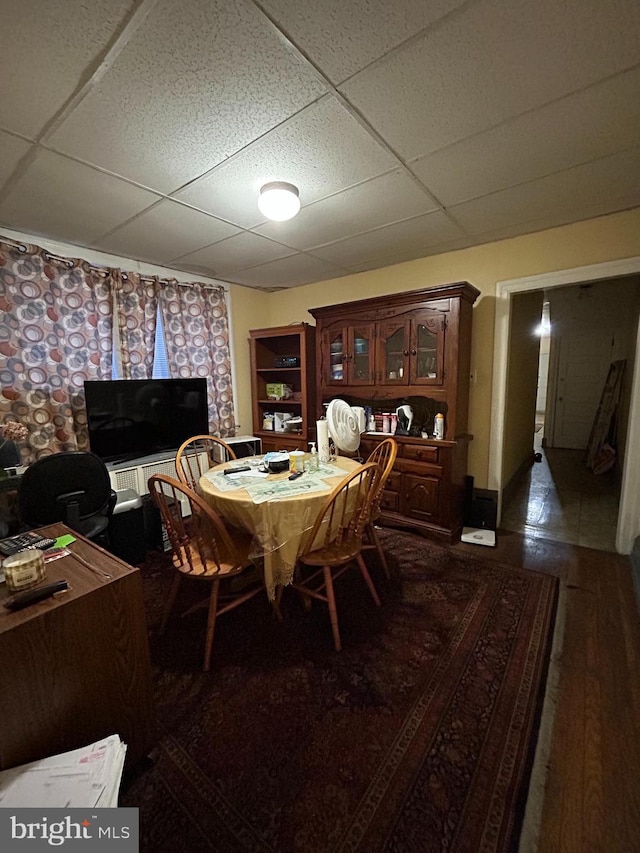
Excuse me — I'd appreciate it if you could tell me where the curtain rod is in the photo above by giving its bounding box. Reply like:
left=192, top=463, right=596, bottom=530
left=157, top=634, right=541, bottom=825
left=0, top=236, right=227, bottom=291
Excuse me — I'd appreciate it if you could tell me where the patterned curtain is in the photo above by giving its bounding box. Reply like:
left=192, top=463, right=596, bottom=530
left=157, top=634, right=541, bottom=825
left=107, top=269, right=158, bottom=379
left=157, top=281, right=236, bottom=436
left=0, top=239, right=113, bottom=464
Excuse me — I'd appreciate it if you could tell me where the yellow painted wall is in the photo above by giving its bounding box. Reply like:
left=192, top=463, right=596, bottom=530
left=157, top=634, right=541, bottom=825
left=228, top=208, right=640, bottom=487
left=227, top=283, right=272, bottom=436
left=503, top=291, right=544, bottom=489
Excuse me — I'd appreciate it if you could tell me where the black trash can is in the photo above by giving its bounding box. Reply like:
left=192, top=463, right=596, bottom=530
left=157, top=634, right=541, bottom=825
left=109, top=488, right=147, bottom=565
left=142, top=493, right=174, bottom=553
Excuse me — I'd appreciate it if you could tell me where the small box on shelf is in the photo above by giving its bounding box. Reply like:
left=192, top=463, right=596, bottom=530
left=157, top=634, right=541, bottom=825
left=266, top=382, right=293, bottom=400
left=274, top=356, right=300, bottom=368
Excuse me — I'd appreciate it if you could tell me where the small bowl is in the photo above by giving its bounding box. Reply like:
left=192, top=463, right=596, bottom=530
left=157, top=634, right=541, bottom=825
left=263, top=451, right=290, bottom=473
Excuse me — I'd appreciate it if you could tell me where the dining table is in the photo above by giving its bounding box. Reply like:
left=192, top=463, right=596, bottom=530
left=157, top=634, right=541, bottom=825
left=198, top=455, right=362, bottom=598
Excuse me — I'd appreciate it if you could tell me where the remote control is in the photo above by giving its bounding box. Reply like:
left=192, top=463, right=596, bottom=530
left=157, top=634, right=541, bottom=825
left=4, top=580, right=70, bottom=611
left=288, top=471, right=303, bottom=480
left=223, top=466, right=251, bottom=475
left=0, top=533, right=57, bottom=557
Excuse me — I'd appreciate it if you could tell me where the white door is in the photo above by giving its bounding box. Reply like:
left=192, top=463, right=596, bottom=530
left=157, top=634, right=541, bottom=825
left=551, top=331, right=615, bottom=449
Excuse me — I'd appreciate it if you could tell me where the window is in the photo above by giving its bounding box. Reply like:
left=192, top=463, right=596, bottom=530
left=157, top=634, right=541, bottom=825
left=152, top=309, right=169, bottom=378
left=112, top=305, right=169, bottom=379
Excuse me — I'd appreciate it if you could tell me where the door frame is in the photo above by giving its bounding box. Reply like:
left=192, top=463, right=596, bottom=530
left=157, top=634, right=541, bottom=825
left=489, top=256, right=640, bottom=554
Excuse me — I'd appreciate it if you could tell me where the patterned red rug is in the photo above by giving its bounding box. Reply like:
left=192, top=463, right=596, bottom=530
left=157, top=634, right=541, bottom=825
left=121, top=528, right=558, bottom=852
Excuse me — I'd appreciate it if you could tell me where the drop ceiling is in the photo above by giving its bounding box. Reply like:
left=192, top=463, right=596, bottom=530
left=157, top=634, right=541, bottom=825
left=1, top=0, right=639, bottom=291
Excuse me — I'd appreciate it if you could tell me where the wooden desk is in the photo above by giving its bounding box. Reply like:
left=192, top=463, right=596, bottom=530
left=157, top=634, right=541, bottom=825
left=0, top=523, right=155, bottom=771
left=199, top=457, right=361, bottom=598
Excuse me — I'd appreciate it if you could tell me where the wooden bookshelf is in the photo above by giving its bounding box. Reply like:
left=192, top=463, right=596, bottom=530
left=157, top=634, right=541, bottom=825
left=249, top=323, right=316, bottom=454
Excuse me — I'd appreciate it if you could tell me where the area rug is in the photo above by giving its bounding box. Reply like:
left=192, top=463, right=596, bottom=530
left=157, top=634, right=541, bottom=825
left=121, top=528, right=558, bottom=853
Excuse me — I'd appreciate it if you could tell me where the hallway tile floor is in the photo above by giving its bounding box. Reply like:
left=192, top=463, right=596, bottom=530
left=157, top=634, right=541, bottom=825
left=500, top=433, right=621, bottom=552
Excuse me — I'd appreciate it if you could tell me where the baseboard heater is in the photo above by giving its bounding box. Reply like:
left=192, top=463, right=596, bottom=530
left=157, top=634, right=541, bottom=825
left=106, top=435, right=262, bottom=514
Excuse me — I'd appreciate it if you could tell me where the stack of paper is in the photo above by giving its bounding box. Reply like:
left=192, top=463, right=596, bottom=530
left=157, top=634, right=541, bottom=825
left=0, top=735, right=127, bottom=807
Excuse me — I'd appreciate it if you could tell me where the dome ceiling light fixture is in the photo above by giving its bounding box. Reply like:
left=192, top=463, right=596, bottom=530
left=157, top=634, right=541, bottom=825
left=257, top=181, right=301, bottom=221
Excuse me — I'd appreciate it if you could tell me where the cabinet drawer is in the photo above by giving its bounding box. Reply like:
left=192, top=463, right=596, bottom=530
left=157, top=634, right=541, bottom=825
left=385, top=471, right=402, bottom=492
left=402, top=443, right=439, bottom=464
left=261, top=436, right=300, bottom=454
left=380, top=490, right=399, bottom=512
left=358, top=438, right=377, bottom=458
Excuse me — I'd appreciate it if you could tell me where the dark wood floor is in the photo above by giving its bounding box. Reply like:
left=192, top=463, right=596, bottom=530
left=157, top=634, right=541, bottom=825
left=454, top=529, right=640, bottom=852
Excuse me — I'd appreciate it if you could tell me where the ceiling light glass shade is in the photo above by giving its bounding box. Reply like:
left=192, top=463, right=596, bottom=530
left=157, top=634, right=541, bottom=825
left=258, top=181, right=301, bottom=221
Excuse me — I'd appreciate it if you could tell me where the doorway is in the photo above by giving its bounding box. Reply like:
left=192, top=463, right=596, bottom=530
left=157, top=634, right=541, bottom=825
left=489, top=257, right=640, bottom=554
left=502, top=290, right=626, bottom=551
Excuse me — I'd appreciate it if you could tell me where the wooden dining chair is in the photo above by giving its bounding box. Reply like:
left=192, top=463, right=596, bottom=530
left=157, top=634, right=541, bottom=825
left=175, top=434, right=237, bottom=492
left=363, top=437, right=398, bottom=578
left=289, top=461, right=382, bottom=652
left=148, top=473, right=266, bottom=672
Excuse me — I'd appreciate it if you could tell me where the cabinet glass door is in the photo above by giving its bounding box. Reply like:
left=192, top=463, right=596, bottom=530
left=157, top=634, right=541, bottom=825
left=323, top=328, right=345, bottom=384
left=411, top=313, right=445, bottom=385
left=348, top=324, right=375, bottom=384
left=378, top=320, right=409, bottom=385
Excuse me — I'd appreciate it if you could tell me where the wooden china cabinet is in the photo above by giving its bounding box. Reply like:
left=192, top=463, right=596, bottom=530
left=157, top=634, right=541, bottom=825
left=249, top=323, right=316, bottom=455
left=318, top=302, right=450, bottom=390
left=310, top=282, right=479, bottom=544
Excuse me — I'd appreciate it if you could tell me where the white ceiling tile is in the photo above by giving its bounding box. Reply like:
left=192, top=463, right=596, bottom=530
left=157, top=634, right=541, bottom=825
left=168, top=260, right=219, bottom=281
left=0, top=0, right=639, bottom=290
left=0, top=149, right=161, bottom=245
left=0, top=131, right=32, bottom=186
left=342, top=0, right=640, bottom=160
left=94, top=199, right=240, bottom=263
left=226, top=253, right=346, bottom=289
left=260, top=0, right=467, bottom=83
left=451, top=220, right=572, bottom=248
left=450, top=204, right=640, bottom=252
left=411, top=67, right=640, bottom=206
left=254, top=169, right=438, bottom=249
left=0, top=0, right=133, bottom=138
left=449, top=148, right=640, bottom=234
left=175, top=96, right=396, bottom=227
left=47, top=0, right=326, bottom=192
left=310, top=210, right=465, bottom=267
left=173, top=232, right=295, bottom=276
left=345, top=235, right=476, bottom=272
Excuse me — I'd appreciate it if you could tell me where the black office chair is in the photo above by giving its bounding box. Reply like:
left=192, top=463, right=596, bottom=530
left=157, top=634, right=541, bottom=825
left=18, top=451, right=117, bottom=545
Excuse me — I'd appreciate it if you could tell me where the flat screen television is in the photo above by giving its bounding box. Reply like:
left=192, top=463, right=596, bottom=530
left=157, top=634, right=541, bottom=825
left=84, top=378, right=210, bottom=463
